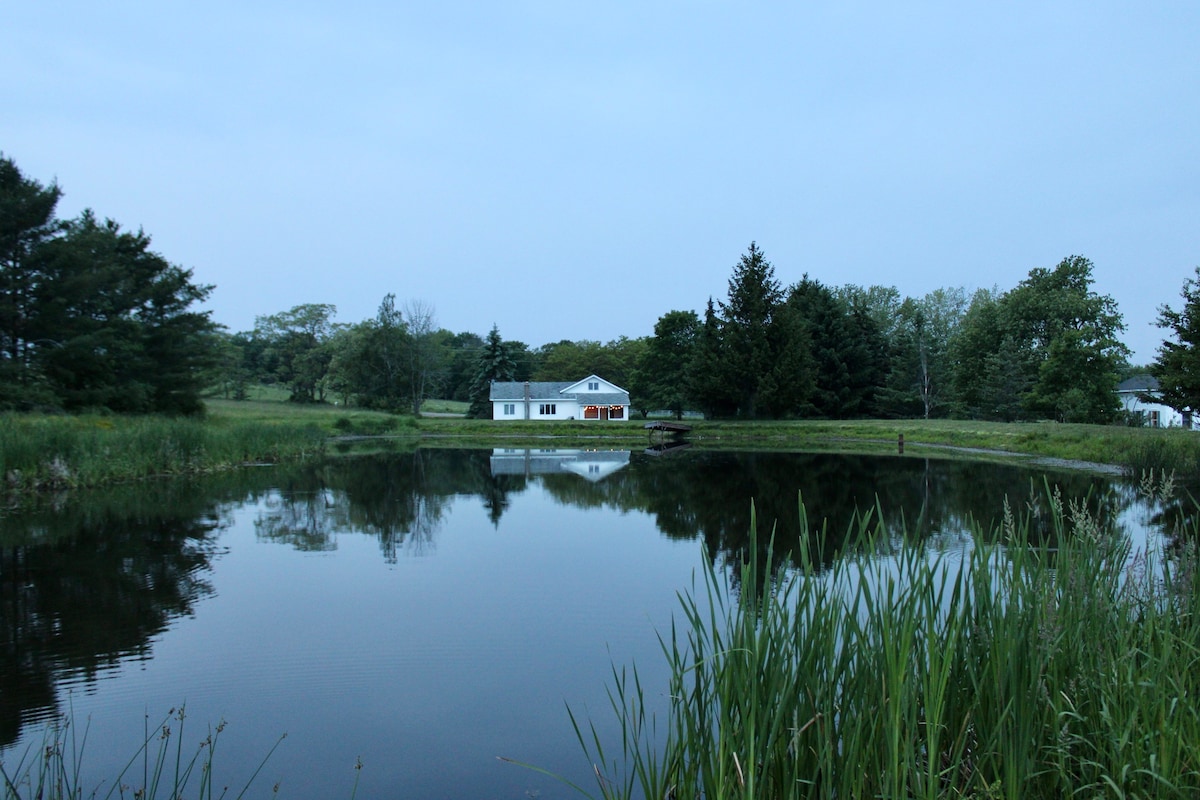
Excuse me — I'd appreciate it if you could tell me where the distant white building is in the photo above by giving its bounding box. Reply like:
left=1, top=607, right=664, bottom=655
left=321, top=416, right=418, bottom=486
left=1116, top=375, right=1194, bottom=428
left=489, top=375, right=632, bottom=421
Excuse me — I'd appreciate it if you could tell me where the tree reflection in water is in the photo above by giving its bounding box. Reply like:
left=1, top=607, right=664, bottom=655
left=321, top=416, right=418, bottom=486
left=0, top=446, right=1177, bottom=754
left=0, top=480, right=235, bottom=748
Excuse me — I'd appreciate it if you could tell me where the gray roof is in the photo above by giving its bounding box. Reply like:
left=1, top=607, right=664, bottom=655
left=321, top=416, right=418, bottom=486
left=581, top=393, right=628, bottom=405
left=1117, top=375, right=1160, bottom=393
left=490, top=381, right=630, bottom=404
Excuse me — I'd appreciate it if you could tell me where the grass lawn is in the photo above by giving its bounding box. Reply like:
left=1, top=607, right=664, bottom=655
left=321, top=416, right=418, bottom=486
left=205, top=398, right=412, bottom=435
left=411, top=416, right=1200, bottom=474
left=420, top=398, right=469, bottom=415
left=7, top=398, right=1199, bottom=505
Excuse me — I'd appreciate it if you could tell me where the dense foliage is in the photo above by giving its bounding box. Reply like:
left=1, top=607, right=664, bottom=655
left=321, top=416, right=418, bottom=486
left=649, top=246, right=1129, bottom=421
left=1152, top=267, right=1200, bottom=418
left=0, top=157, right=218, bottom=413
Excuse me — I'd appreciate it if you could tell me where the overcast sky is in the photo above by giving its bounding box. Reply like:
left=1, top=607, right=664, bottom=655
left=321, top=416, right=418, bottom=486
left=5, top=2, right=1197, bottom=362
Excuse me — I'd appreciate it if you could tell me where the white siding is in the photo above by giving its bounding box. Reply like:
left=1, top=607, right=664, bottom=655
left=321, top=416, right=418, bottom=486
left=1119, top=392, right=1189, bottom=428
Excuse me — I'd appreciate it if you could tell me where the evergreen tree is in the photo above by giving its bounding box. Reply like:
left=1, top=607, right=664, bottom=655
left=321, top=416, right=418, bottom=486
left=689, top=298, right=738, bottom=418
left=718, top=242, right=783, bottom=418
left=30, top=211, right=218, bottom=413
left=467, top=325, right=515, bottom=418
left=1151, top=266, right=1200, bottom=417
left=0, top=155, right=62, bottom=406
left=842, top=296, right=889, bottom=417
left=947, top=288, right=1003, bottom=417
left=787, top=276, right=852, bottom=418
left=757, top=300, right=815, bottom=418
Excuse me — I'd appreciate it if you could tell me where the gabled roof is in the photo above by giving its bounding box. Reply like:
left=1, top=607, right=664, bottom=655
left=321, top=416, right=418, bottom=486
left=578, top=393, right=628, bottom=405
left=1117, top=375, right=1160, bottom=393
left=560, top=374, right=631, bottom=395
left=489, top=377, right=631, bottom=403
left=490, top=381, right=573, bottom=401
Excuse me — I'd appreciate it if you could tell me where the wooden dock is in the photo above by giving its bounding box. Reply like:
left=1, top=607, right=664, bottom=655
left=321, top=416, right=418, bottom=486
left=644, top=421, right=692, bottom=446
left=643, top=421, right=693, bottom=434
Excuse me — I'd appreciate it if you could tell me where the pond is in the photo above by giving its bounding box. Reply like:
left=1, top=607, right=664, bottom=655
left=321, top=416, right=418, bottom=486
left=0, top=446, right=1183, bottom=798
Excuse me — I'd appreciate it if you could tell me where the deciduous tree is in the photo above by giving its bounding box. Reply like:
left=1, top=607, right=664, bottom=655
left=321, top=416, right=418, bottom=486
left=639, top=310, right=700, bottom=419
left=254, top=303, right=338, bottom=402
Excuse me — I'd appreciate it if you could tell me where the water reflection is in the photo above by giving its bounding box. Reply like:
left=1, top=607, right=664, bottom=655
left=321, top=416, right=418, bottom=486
left=0, top=447, right=1180, bottom=754
left=490, top=448, right=631, bottom=482
left=0, top=480, right=232, bottom=747
left=246, top=447, right=1146, bottom=574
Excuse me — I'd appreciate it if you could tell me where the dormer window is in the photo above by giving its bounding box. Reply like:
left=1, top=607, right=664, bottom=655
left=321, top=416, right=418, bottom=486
left=588, top=381, right=599, bottom=391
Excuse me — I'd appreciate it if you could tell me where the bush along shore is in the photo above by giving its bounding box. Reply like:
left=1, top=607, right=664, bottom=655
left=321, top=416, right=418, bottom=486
left=570, top=488, right=1200, bottom=800
left=1, top=412, right=325, bottom=507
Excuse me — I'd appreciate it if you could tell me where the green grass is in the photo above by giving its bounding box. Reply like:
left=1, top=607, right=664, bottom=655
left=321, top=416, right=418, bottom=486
left=0, top=408, right=326, bottom=501
left=7, top=398, right=1199, bottom=505
left=206, top=398, right=414, bottom=436
left=420, top=398, right=469, bottom=415
left=570, top=492, right=1200, bottom=800
left=413, top=417, right=1200, bottom=474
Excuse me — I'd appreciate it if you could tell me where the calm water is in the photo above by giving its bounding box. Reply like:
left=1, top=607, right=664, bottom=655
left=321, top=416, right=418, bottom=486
left=0, top=447, right=1181, bottom=798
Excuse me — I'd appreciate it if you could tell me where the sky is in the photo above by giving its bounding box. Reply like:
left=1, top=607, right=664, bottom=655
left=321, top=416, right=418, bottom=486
left=4, top=1, right=1197, bottom=363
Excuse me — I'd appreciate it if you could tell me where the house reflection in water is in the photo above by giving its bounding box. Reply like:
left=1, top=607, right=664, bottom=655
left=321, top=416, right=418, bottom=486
left=489, top=448, right=631, bottom=482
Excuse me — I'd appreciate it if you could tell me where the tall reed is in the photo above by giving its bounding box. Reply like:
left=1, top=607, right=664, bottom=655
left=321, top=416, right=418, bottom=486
left=1, top=412, right=325, bottom=498
left=0, top=706, right=285, bottom=800
left=573, top=493, right=1200, bottom=799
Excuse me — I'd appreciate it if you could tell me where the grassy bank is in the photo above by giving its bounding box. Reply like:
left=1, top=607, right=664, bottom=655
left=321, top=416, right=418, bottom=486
left=573, top=494, right=1200, bottom=800
left=415, top=417, right=1200, bottom=474
left=7, top=398, right=1199, bottom=504
left=0, top=409, right=326, bottom=499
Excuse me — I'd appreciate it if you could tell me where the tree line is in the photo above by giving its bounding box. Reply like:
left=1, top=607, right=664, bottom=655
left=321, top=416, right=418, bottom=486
left=645, top=243, right=1132, bottom=424
left=5, top=153, right=1200, bottom=423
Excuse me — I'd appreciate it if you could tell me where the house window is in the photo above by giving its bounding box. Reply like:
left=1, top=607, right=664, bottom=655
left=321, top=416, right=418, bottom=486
left=589, top=464, right=600, bottom=474
left=503, top=403, right=515, bottom=415
left=610, top=406, right=624, bottom=419
left=1149, top=410, right=1161, bottom=428
left=583, top=405, right=599, bottom=419
left=539, top=403, right=556, bottom=416
left=588, top=381, right=599, bottom=391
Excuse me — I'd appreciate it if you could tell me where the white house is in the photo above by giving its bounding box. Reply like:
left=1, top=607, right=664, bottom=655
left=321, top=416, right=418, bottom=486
left=489, top=375, right=632, bottom=421
left=1117, top=375, right=1194, bottom=428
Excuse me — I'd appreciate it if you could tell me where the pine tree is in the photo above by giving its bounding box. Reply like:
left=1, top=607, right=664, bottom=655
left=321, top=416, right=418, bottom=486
left=467, top=325, right=515, bottom=418
left=0, top=155, right=63, bottom=406
left=689, top=298, right=738, bottom=418
left=1152, top=266, right=1200, bottom=417
left=718, top=242, right=783, bottom=418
